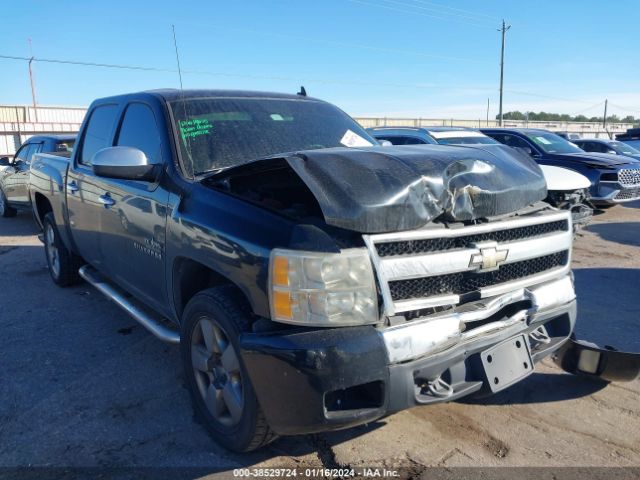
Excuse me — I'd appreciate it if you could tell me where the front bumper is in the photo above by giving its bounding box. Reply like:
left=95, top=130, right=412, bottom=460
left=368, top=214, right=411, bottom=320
left=240, top=275, right=577, bottom=435
left=592, top=181, right=640, bottom=204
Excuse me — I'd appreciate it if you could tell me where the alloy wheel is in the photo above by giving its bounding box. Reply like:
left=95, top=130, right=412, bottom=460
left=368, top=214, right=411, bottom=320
left=45, top=223, right=60, bottom=278
left=191, top=316, right=244, bottom=427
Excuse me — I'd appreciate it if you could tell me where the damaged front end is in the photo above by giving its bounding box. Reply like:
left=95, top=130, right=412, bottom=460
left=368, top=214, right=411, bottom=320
left=208, top=145, right=636, bottom=435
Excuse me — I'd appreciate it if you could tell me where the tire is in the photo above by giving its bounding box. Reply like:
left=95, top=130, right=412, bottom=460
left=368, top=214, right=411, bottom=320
left=181, top=286, right=277, bottom=452
left=43, top=212, right=83, bottom=287
left=0, top=188, right=17, bottom=218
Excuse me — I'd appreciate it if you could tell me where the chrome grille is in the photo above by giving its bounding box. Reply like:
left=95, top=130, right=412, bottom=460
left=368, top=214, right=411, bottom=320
left=389, top=251, right=569, bottom=300
left=376, top=220, right=569, bottom=257
left=363, top=210, right=573, bottom=316
left=614, top=187, right=640, bottom=201
left=618, top=168, right=640, bottom=187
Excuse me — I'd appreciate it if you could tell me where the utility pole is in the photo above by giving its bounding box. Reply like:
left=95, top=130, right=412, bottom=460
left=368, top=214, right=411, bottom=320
left=28, top=38, right=38, bottom=122
left=498, top=19, right=511, bottom=127
left=486, top=98, right=490, bottom=126
left=603, top=99, right=608, bottom=129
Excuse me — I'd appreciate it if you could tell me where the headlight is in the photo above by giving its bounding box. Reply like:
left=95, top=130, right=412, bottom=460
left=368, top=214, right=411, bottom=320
left=269, top=248, right=379, bottom=326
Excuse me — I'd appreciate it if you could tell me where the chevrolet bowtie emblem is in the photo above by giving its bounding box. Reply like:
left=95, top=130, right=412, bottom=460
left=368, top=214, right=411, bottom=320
left=469, top=241, right=509, bottom=272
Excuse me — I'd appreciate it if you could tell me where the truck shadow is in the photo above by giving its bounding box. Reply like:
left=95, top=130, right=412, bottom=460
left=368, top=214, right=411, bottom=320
left=585, top=222, right=640, bottom=247
left=460, top=371, right=608, bottom=406
left=0, top=212, right=40, bottom=239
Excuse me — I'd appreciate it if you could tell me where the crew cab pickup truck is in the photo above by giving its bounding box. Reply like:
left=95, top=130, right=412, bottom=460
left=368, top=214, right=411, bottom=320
left=28, top=90, right=636, bottom=452
left=0, top=134, right=75, bottom=217
left=481, top=128, right=640, bottom=205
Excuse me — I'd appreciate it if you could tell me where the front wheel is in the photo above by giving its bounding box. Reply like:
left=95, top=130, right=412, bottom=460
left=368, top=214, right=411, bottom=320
left=181, top=286, right=276, bottom=452
left=43, top=212, right=83, bottom=286
left=0, top=188, right=17, bottom=218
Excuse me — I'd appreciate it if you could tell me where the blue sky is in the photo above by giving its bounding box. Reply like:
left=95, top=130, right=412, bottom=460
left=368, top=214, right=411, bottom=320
left=2, top=0, right=639, bottom=119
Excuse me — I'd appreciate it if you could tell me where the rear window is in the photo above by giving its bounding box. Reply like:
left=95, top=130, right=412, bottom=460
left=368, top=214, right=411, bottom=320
left=55, top=140, right=75, bottom=153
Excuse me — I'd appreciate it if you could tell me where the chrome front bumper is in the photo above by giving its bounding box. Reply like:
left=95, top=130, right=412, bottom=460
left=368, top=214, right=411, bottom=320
left=380, top=274, right=575, bottom=364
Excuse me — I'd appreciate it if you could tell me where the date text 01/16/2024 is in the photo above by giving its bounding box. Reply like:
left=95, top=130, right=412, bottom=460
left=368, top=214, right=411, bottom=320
left=232, top=468, right=400, bottom=477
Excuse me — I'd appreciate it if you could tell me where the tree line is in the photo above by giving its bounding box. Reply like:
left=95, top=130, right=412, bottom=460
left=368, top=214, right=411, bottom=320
left=498, top=111, right=637, bottom=124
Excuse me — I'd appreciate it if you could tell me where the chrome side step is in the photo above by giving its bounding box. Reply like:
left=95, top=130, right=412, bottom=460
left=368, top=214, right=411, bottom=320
left=78, top=265, right=180, bottom=344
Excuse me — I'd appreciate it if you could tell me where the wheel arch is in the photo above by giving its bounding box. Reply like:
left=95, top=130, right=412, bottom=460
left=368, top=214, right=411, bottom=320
left=171, top=256, right=260, bottom=322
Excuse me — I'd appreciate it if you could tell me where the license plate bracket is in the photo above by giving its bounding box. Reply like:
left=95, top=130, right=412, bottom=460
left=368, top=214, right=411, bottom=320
left=481, top=335, right=533, bottom=392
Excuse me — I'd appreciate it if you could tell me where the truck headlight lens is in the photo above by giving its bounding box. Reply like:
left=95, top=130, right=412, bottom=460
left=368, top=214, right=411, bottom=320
left=269, top=248, right=379, bottom=326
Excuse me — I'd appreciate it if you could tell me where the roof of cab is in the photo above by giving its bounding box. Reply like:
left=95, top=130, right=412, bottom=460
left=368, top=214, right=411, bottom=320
left=93, top=89, right=321, bottom=104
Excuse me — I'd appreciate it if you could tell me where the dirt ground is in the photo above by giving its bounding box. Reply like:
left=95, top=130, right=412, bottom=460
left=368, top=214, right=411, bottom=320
left=0, top=202, right=638, bottom=478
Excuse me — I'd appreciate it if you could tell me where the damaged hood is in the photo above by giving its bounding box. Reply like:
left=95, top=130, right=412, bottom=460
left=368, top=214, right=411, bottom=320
left=284, top=144, right=547, bottom=233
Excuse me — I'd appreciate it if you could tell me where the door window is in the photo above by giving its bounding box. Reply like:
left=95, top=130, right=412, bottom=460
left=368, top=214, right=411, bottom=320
left=116, top=103, right=162, bottom=164
left=79, top=105, right=119, bottom=166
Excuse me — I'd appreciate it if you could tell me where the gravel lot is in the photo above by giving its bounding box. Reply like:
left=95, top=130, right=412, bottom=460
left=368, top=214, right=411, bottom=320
left=1, top=203, right=639, bottom=477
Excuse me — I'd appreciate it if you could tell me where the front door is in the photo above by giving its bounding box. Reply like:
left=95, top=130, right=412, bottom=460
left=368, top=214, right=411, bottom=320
left=97, top=102, right=169, bottom=312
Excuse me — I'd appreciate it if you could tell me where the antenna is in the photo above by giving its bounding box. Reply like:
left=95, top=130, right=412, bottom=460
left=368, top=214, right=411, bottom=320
left=171, top=24, right=195, bottom=178
left=171, top=24, right=184, bottom=91
left=297, top=86, right=307, bottom=97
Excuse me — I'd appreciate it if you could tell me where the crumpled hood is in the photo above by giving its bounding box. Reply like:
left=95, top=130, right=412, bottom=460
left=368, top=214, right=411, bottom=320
left=284, top=144, right=547, bottom=233
left=547, top=152, right=640, bottom=168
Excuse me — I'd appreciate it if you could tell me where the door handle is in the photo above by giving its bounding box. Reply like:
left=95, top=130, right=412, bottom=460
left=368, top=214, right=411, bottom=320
left=67, top=181, right=79, bottom=194
left=98, top=194, right=115, bottom=208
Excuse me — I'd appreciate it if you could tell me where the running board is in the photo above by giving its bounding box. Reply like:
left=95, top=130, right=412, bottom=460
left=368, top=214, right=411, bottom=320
left=78, top=265, right=180, bottom=344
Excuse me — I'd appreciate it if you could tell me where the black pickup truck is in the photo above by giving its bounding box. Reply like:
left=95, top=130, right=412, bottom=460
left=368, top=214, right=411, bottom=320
left=28, top=89, right=636, bottom=452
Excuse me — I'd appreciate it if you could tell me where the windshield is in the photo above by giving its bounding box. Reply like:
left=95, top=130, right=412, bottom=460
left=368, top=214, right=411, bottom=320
left=55, top=140, right=75, bottom=153
left=169, top=97, right=376, bottom=176
left=620, top=139, right=640, bottom=150
left=524, top=132, right=583, bottom=154
left=429, top=131, right=499, bottom=145
left=610, top=141, right=640, bottom=155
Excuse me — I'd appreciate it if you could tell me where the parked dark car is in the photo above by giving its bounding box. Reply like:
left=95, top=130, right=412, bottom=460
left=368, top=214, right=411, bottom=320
left=616, top=128, right=640, bottom=150
left=481, top=128, right=640, bottom=205
left=0, top=134, right=76, bottom=217
left=368, top=126, right=500, bottom=145
left=573, top=138, right=640, bottom=160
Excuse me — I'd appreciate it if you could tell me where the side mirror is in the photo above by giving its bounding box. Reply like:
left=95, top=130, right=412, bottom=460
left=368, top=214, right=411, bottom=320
left=0, top=156, right=10, bottom=166
left=91, top=146, right=160, bottom=182
left=607, top=150, right=617, bottom=155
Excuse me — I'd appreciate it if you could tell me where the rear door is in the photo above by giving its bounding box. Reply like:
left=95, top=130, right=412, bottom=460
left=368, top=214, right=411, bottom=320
left=66, top=104, right=119, bottom=267
left=97, top=102, right=169, bottom=311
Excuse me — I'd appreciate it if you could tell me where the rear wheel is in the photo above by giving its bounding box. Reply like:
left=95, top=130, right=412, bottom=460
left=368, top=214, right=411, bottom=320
left=43, top=212, right=83, bottom=286
left=0, top=188, right=17, bottom=218
left=181, top=286, right=276, bottom=452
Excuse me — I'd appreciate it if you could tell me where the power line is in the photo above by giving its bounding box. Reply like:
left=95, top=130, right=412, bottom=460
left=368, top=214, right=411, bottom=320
left=1, top=53, right=615, bottom=109
left=345, top=0, right=494, bottom=28
left=176, top=22, right=488, bottom=64
left=369, top=0, right=496, bottom=26
left=407, top=0, right=498, bottom=21
left=0, top=53, right=495, bottom=90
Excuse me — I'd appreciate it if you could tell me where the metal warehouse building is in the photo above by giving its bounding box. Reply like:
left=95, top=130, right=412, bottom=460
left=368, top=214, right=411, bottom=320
left=0, top=105, right=86, bottom=157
